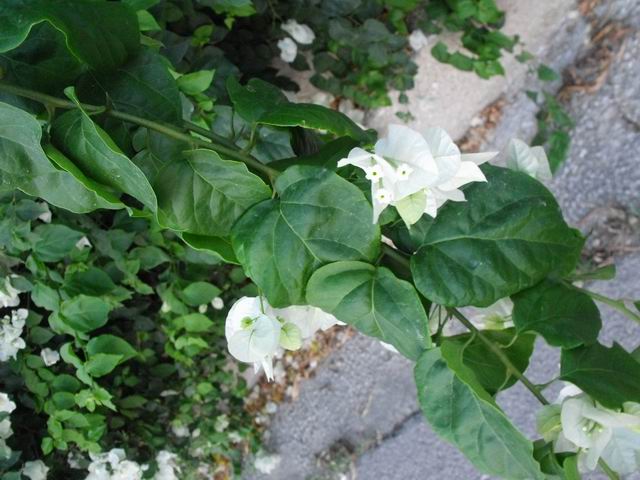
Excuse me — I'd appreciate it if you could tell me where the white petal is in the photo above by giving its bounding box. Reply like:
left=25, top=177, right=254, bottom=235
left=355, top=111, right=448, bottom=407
left=261, top=357, right=275, bottom=381
left=281, top=19, right=315, bottom=44
left=438, top=161, right=486, bottom=191
left=561, top=397, right=595, bottom=448
left=337, top=147, right=375, bottom=170
left=601, top=428, right=640, bottom=474
left=376, top=125, right=438, bottom=178
left=225, top=297, right=264, bottom=339
left=277, top=37, right=297, bottom=63
left=460, top=151, right=498, bottom=165
left=248, top=314, right=282, bottom=357
left=228, top=330, right=263, bottom=363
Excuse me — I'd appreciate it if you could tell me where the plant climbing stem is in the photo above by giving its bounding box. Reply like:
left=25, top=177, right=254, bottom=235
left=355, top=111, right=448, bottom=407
left=569, top=283, right=640, bottom=326
left=0, top=82, right=279, bottom=181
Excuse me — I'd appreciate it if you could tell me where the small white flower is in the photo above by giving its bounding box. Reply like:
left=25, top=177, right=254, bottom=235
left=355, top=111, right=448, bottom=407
left=22, top=460, right=49, bottom=480
left=281, top=19, right=315, bottom=45
left=464, top=298, right=514, bottom=330
left=40, top=348, right=60, bottom=367
left=0, top=393, right=16, bottom=413
left=0, top=309, right=28, bottom=361
left=211, top=297, right=224, bottom=310
left=338, top=124, right=497, bottom=226
left=160, top=302, right=171, bottom=313
left=277, top=37, right=297, bottom=63
left=0, top=277, right=20, bottom=308
left=0, top=418, right=12, bottom=439
left=365, top=164, right=384, bottom=182
left=154, top=450, right=180, bottom=480
left=408, top=29, right=429, bottom=52
left=86, top=448, right=147, bottom=480
left=254, top=451, right=281, bottom=475
left=214, top=415, right=229, bottom=433
left=37, top=203, right=52, bottom=223
left=75, top=236, right=92, bottom=249
left=198, top=304, right=207, bottom=314
left=171, top=423, right=190, bottom=438
left=507, top=139, right=552, bottom=182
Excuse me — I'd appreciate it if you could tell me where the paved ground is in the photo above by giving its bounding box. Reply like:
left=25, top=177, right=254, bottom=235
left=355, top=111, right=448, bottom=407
left=244, top=1, right=640, bottom=478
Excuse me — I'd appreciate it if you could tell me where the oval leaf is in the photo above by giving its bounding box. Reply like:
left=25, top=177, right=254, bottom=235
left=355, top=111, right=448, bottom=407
left=306, top=261, right=429, bottom=360
left=59, top=295, right=111, bottom=334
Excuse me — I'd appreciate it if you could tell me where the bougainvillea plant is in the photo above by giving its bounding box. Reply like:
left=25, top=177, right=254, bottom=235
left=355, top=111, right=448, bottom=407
left=0, top=1, right=639, bottom=479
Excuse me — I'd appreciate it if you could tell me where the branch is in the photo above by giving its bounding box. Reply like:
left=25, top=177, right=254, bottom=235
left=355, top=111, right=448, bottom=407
left=569, top=282, right=640, bottom=325
left=0, top=82, right=279, bottom=181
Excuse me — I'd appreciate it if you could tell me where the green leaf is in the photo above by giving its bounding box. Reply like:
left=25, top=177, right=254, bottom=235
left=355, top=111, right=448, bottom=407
left=270, top=136, right=360, bottom=171
left=0, top=0, right=139, bottom=71
left=136, top=10, right=160, bottom=32
left=537, top=64, right=560, bottom=82
left=415, top=348, right=544, bottom=479
left=77, top=48, right=182, bottom=124
left=177, top=69, right=215, bottom=95
left=86, top=334, right=137, bottom=363
left=232, top=166, right=381, bottom=307
left=410, top=165, right=584, bottom=306
left=204, top=0, right=256, bottom=16
left=440, top=329, right=535, bottom=395
left=259, top=103, right=372, bottom=142
left=51, top=92, right=157, bottom=212
left=85, top=353, right=123, bottom=377
left=151, top=149, right=271, bottom=236
left=29, top=325, right=55, bottom=345
left=173, top=313, right=214, bottom=333
left=0, top=102, right=121, bottom=212
left=306, top=261, right=429, bottom=360
left=31, top=283, right=60, bottom=311
left=63, top=267, right=117, bottom=296
left=570, top=264, right=616, bottom=282
left=512, top=280, right=601, bottom=348
left=31, top=224, right=83, bottom=262
left=180, top=282, right=221, bottom=306
left=130, top=245, right=170, bottom=269
left=395, top=190, right=427, bottom=226
left=560, top=342, right=640, bottom=409
left=227, top=76, right=289, bottom=124
left=180, top=233, right=238, bottom=264
left=59, top=295, right=111, bottom=334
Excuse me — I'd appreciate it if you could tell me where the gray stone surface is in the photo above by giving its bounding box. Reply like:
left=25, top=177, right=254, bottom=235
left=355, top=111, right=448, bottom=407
left=245, top=3, right=640, bottom=479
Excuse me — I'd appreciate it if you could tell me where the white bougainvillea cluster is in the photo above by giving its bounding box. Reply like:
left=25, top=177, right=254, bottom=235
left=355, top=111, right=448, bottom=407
left=277, top=19, right=315, bottom=63
left=538, top=384, right=640, bottom=474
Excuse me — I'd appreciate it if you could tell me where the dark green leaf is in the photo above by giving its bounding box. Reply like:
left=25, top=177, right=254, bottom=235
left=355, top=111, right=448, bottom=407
left=306, top=261, right=429, bottom=360
left=152, top=149, right=271, bottom=236
left=180, top=233, right=238, bottom=264
left=130, top=245, right=170, bottom=269
left=59, top=295, right=111, bottom=333
left=512, top=280, right=601, bottom=348
left=537, top=64, right=560, bottom=82
left=28, top=325, right=55, bottom=345
left=63, top=267, right=117, bottom=296
left=411, top=165, right=584, bottom=307
left=441, top=328, right=535, bottom=395
left=0, top=0, right=139, bottom=71
left=31, top=224, right=83, bottom=262
left=415, top=348, right=544, bottom=479
left=270, top=136, right=359, bottom=171
left=560, top=342, right=640, bottom=409
left=226, top=76, right=288, bottom=124
left=232, top=166, right=380, bottom=306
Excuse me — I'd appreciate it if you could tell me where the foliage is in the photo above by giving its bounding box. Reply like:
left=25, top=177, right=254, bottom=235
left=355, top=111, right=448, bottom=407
left=0, top=1, right=638, bottom=479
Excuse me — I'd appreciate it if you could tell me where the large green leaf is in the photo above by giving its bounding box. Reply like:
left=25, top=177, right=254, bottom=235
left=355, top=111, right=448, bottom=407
left=560, top=342, right=640, bottom=409
left=415, top=348, right=544, bottom=479
left=306, top=261, right=429, bottom=360
left=152, top=149, right=271, bottom=236
left=0, top=0, right=139, bottom=71
left=180, top=233, right=238, bottom=264
left=51, top=94, right=157, bottom=212
left=31, top=224, right=83, bottom=262
left=59, top=295, right=111, bottom=334
left=232, top=166, right=380, bottom=307
left=270, top=136, right=360, bottom=171
left=0, top=23, right=85, bottom=93
left=440, top=329, right=535, bottom=395
left=77, top=48, right=181, bottom=123
left=226, top=76, right=288, bottom=124
left=0, top=101, right=121, bottom=212
left=411, top=165, right=584, bottom=307
left=512, top=279, right=601, bottom=348
left=259, top=103, right=372, bottom=142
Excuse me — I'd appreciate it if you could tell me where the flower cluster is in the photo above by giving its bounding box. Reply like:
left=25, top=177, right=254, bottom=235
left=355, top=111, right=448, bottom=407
left=0, top=308, right=27, bottom=361
left=537, top=384, right=640, bottom=474
left=0, top=392, right=16, bottom=460
left=225, top=297, right=343, bottom=380
left=277, top=19, right=315, bottom=63
left=0, top=276, right=20, bottom=308
left=338, top=124, right=497, bottom=226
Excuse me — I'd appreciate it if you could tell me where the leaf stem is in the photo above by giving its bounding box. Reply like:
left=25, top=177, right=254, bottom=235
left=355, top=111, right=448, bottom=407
left=449, top=308, right=550, bottom=405
left=381, top=243, right=411, bottom=270
left=569, top=283, right=640, bottom=325
left=0, top=82, right=279, bottom=181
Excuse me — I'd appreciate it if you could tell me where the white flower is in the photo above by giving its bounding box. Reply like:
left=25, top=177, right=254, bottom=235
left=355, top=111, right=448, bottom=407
left=270, top=304, right=343, bottom=340
left=37, top=203, right=52, bottom=223
left=338, top=124, right=496, bottom=226
left=160, top=302, right=171, bottom=313
left=214, top=415, right=229, bottom=433
left=211, top=297, right=224, bottom=310
left=86, top=448, right=146, bottom=480
left=40, top=348, right=60, bottom=367
left=465, top=298, right=514, bottom=330
left=408, top=29, right=429, bottom=52
left=0, top=393, right=16, bottom=413
left=198, top=304, right=207, bottom=314
left=0, top=418, right=12, bottom=439
left=170, top=423, right=190, bottom=438
left=0, top=277, right=20, bottom=308
left=281, top=19, right=315, bottom=45
left=537, top=383, right=640, bottom=473
left=154, top=451, right=180, bottom=480
left=22, top=460, right=49, bottom=480
left=225, top=297, right=281, bottom=381
left=254, top=451, right=281, bottom=474
left=507, top=139, right=552, bottom=182
left=75, top=236, right=92, bottom=249
left=277, top=37, right=297, bottom=63
left=0, top=309, right=28, bottom=361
